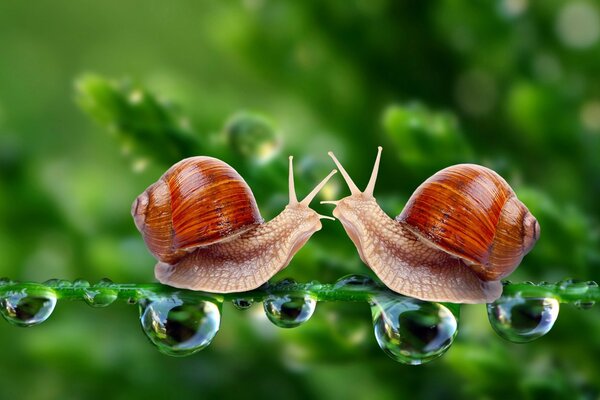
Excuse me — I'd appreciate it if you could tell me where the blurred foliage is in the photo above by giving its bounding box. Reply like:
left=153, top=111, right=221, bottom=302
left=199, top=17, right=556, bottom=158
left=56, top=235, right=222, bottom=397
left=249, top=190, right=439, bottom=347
left=1, top=1, right=600, bottom=399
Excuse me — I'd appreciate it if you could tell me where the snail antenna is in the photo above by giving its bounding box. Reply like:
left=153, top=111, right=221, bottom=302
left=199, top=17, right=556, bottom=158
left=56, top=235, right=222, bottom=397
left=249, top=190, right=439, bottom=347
left=300, top=169, right=337, bottom=206
left=364, top=146, right=382, bottom=197
left=328, top=151, right=360, bottom=195
left=289, top=156, right=298, bottom=204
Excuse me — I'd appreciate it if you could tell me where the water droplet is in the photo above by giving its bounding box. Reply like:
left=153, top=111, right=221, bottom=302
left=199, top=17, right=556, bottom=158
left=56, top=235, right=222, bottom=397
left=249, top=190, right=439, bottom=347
left=573, top=300, right=595, bottom=310
left=0, top=286, right=57, bottom=327
left=558, top=278, right=589, bottom=294
left=487, top=296, right=559, bottom=343
left=370, top=294, right=458, bottom=365
left=139, top=296, right=221, bottom=356
left=263, top=294, right=317, bottom=328
left=232, top=298, right=254, bottom=310
left=44, top=279, right=72, bottom=288
left=558, top=279, right=597, bottom=308
left=224, top=112, right=280, bottom=164
left=83, top=288, right=118, bottom=307
left=97, top=278, right=114, bottom=286
left=274, top=278, right=297, bottom=287
left=73, top=279, right=90, bottom=288
left=334, top=274, right=377, bottom=290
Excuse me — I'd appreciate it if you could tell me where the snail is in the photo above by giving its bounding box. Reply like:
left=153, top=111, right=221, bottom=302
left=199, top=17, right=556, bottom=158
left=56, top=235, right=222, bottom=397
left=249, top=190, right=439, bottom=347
left=132, top=155, right=337, bottom=293
left=324, top=147, right=539, bottom=304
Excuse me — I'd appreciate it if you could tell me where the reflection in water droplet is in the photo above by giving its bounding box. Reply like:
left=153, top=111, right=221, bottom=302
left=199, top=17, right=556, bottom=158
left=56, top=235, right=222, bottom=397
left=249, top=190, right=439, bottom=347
left=0, top=277, right=13, bottom=286
left=232, top=298, right=254, bottom=310
left=83, top=288, right=118, bottom=307
left=370, top=294, right=458, bottom=365
left=0, top=286, right=57, bottom=327
left=263, top=294, right=317, bottom=328
left=139, top=296, right=221, bottom=356
left=487, top=296, right=559, bottom=343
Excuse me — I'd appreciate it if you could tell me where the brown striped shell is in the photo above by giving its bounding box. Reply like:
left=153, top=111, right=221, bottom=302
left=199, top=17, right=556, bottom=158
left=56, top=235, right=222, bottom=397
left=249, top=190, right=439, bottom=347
left=131, top=156, right=263, bottom=264
left=396, top=164, right=539, bottom=281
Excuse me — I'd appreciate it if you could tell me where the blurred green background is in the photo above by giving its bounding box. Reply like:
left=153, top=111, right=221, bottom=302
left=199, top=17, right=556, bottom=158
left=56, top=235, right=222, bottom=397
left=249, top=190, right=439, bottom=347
left=1, top=1, right=600, bottom=399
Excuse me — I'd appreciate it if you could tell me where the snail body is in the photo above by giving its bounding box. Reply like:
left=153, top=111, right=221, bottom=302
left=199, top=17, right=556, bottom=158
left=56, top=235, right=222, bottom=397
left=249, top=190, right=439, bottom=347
left=133, top=156, right=336, bottom=293
left=326, top=147, right=539, bottom=304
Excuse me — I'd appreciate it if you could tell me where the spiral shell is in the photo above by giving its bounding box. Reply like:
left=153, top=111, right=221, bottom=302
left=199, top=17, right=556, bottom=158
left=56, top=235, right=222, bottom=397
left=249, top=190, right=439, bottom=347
left=396, top=164, right=539, bottom=281
left=131, top=156, right=263, bottom=264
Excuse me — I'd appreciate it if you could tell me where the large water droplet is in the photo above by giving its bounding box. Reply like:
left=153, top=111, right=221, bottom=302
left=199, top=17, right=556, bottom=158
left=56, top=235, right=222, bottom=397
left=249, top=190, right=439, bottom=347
left=0, top=286, right=57, bottom=327
left=139, top=296, right=221, bottom=356
left=370, top=294, right=458, bottom=365
left=263, top=293, right=317, bottom=328
left=487, top=296, right=559, bottom=343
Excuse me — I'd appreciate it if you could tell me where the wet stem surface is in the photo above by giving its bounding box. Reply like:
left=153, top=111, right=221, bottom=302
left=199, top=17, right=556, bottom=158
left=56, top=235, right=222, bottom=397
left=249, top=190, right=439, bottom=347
left=0, top=276, right=597, bottom=364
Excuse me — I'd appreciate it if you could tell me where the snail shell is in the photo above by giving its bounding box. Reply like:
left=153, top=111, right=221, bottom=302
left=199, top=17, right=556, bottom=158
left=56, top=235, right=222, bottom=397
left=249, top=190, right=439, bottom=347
left=132, top=157, right=263, bottom=264
left=397, top=163, right=539, bottom=282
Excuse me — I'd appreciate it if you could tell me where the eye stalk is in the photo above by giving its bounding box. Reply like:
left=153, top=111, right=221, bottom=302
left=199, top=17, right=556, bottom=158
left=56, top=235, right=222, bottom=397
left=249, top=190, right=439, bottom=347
left=326, top=146, right=382, bottom=198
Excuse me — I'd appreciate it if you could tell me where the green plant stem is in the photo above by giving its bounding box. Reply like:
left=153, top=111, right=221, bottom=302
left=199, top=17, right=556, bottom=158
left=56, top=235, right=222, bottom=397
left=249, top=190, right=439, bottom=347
left=0, top=279, right=598, bottom=305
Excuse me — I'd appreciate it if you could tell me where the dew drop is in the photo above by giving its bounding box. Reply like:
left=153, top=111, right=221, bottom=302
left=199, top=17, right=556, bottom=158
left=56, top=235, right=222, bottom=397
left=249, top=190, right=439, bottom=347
left=334, top=274, right=377, bottom=290
left=232, top=298, right=254, bottom=310
left=370, top=294, right=458, bottom=365
left=224, top=112, right=280, bottom=164
left=487, top=296, right=559, bottom=343
left=558, top=279, right=598, bottom=308
left=44, top=279, right=72, bottom=288
left=0, top=286, right=57, bottom=327
left=83, top=288, right=118, bottom=308
left=263, top=293, right=317, bottom=328
left=97, top=278, right=114, bottom=286
left=139, top=296, right=221, bottom=356
left=73, top=279, right=90, bottom=288
left=558, top=279, right=592, bottom=295
left=573, top=300, right=595, bottom=310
